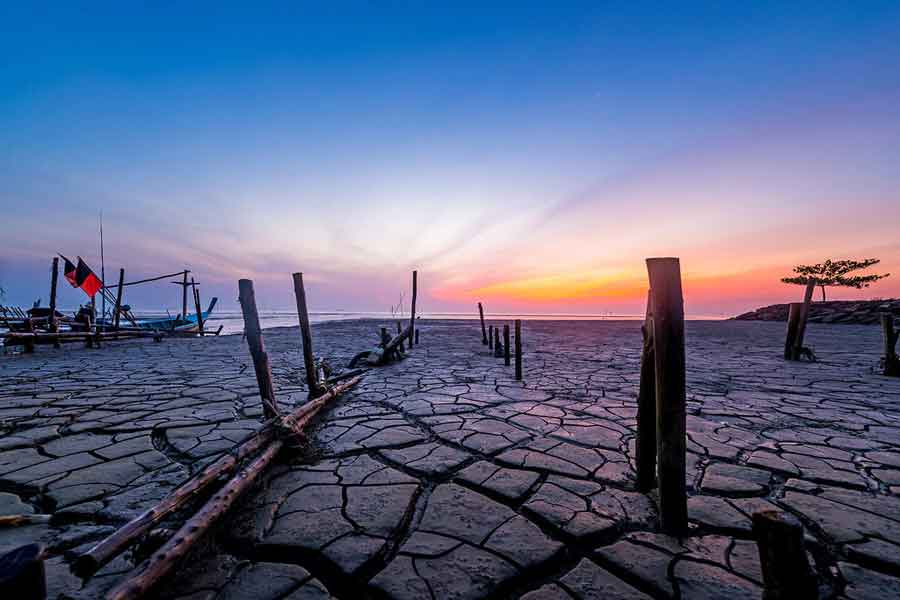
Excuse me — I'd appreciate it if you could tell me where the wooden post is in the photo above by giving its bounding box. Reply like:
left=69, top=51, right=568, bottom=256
left=49, top=258, right=60, bottom=348
left=478, top=302, right=488, bottom=344
left=636, top=290, right=657, bottom=493
left=85, top=311, right=94, bottom=348
left=192, top=278, right=204, bottom=336
left=415, top=329, right=420, bottom=344
left=113, top=268, right=125, bottom=330
left=397, top=321, right=405, bottom=352
left=494, top=326, right=503, bottom=358
left=237, top=279, right=279, bottom=419
left=488, top=325, right=494, bottom=350
left=784, top=303, right=803, bottom=360
left=0, top=543, right=46, bottom=600
left=882, top=314, right=900, bottom=377
left=514, top=319, right=522, bottom=380
left=791, top=279, right=817, bottom=360
left=752, top=510, right=816, bottom=599
left=181, top=270, right=188, bottom=323
left=23, top=319, right=35, bottom=354
left=503, top=324, right=511, bottom=366
left=646, top=257, right=687, bottom=535
left=292, top=273, right=322, bottom=398
left=409, top=270, right=417, bottom=348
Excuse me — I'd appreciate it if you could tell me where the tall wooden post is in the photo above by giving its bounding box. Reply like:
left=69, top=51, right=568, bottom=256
left=488, top=325, right=494, bottom=350
left=514, top=319, right=522, bottom=380
left=503, top=324, right=511, bottom=366
left=415, top=329, right=420, bottom=344
left=646, top=257, right=687, bottom=535
left=636, top=290, right=657, bottom=493
left=478, top=302, right=488, bottom=344
left=181, top=270, right=189, bottom=324
left=882, top=314, right=900, bottom=377
left=784, top=303, right=803, bottom=360
left=752, top=510, right=816, bottom=599
left=192, top=278, right=204, bottom=336
left=113, top=269, right=125, bottom=330
left=409, top=270, right=418, bottom=348
left=49, top=258, right=60, bottom=348
left=292, top=273, right=322, bottom=398
left=397, top=321, right=405, bottom=352
left=494, top=326, right=502, bottom=358
left=238, top=279, right=279, bottom=419
left=791, top=279, right=816, bottom=360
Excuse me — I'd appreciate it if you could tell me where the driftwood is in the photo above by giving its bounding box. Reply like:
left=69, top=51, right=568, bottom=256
left=0, top=515, right=52, bottom=528
left=348, top=325, right=412, bottom=368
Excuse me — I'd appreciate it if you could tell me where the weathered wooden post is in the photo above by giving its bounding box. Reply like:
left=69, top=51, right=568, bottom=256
left=415, top=329, right=420, bottom=344
left=292, top=273, right=323, bottom=398
left=646, top=257, right=687, bottom=535
left=494, top=326, right=503, bottom=358
left=882, top=314, right=900, bottom=377
left=503, top=324, right=511, bottom=366
left=181, top=270, right=189, bottom=324
left=85, top=310, right=94, bottom=349
left=192, top=278, right=204, bottom=336
left=49, top=257, right=60, bottom=348
left=23, top=319, right=35, bottom=354
left=514, top=319, right=522, bottom=380
left=0, top=543, right=46, bottom=600
left=397, top=321, right=405, bottom=352
left=478, top=302, right=488, bottom=344
left=752, top=510, right=816, bottom=599
left=238, top=279, right=279, bottom=419
left=784, top=303, right=803, bottom=360
left=113, top=268, right=125, bottom=330
left=792, top=279, right=816, bottom=360
left=488, top=325, right=494, bottom=350
left=636, top=290, right=656, bottom=493
left=409, top=270, right=417, bottom=348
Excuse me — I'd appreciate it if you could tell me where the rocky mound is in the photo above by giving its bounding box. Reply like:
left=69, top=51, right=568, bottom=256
left=733, top=299, right=900, bottom=324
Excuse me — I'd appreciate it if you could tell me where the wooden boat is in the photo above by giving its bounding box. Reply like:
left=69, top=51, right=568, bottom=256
left=98, top=298, right=218, bottom=333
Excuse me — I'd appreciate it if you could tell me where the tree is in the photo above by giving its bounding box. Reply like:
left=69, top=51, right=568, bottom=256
left=781, top=258, right=890, bottom=302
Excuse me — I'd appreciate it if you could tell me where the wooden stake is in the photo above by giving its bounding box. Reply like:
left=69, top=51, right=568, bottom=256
left=882, top=314, right=900, bottom=377
left=478, top=302, right=487, bottom=344
left=409, top=270, right=417, bottom=348
left=503, top=324, right=511, bottom=366
left=415, top=329, right=420, bottom=344
left=494, top=326, right=503, bottom=358
left=752, top=510, right=816, bottom=600
left=397, top=321, right=405, bottom=352
left=49, top=258, right=60, bottom=348
left=791, top=279, right=816, bottom=360
left=636, top=290, right=656, bottom=493
left=181, top=270, right=188, bottom=324
left=292, top=273, right=321, bottom=398
left=0, top=543, right=46, bottom=600
left=488, top=325, right=494, bottom=350
left=113, top=268, right=125, bottom=330
left=238, top=279, right=279, bottom=419
left=646, top=257, right=687, bottom=535
left=192, top=278, right=204, bottom=336
left=23, top=319, right=35, bottom=354
left=514, top=319, right=522, bottom=380
left=784, top=303, right=803, bottom=360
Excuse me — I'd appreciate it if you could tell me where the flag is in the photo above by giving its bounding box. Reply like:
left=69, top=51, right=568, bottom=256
left=75, top=258, right=104, bottom=298
left=61, top=255, right=78, bottom=287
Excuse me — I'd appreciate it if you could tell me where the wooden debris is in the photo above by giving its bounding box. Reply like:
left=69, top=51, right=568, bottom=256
left=752, top=510, right=817, bottom=599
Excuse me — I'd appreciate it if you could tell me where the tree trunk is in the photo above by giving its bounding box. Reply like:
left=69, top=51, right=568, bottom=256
left=820, top=285, right=826, bottom=302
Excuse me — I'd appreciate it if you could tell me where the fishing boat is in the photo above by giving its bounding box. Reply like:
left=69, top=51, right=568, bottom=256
left=97, top=298, right=218, bottom=333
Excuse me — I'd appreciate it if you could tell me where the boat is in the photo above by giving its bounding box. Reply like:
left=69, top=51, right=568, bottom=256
left=97, top=297, right=218, bottom=333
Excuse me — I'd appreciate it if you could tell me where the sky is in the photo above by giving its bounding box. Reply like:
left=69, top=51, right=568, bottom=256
left=2, top=2, right=899, bottom=317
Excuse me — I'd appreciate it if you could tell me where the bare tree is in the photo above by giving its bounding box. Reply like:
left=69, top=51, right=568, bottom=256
left=781, top=258, right=890, bottom=301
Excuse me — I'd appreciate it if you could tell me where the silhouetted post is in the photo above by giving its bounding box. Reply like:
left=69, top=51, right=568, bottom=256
left=791, top=279, right=817, bottom=360
left=85, top=310, right=94, bottom=348
left=646, top=257, right=687, bottom=535
left=494, top=326, right=503, bottom=358
left=113, top=268, right=125, bottom=329
left=415, top=329, right=420, bottom=344
left=488, top=325, right=494, bottom=350
left=192, top=278, right=204, bottom=336
left=292, top=272, right=322, bottom=398
left=752, top=510, right=816, bottom=600
left=503, top=324, right=511, bottom=366
left=181, top=270, right=189, bottom=323
left=409, top=270, right=417, bottom=348
left=0, top=543, right=46, bottom=600
left=784, top=303, right=803, bottom=360
left=23, top=319, right=35, bottom=354
left=48, top=258, right=60, bottom=348
left=636, top=290, right=657, bottom=493
left=882, top=314, right=900, bottom=377
left=514, top=319, right=522, bottom=380
left=397, top=321, right=405, bottom=352
left=238, top=279, right=279, bottom=419
left=478, top=302, right=488, bottom=344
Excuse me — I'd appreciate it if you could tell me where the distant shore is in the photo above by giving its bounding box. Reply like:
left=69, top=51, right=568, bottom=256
left=732, top=298, right=900, bottom=324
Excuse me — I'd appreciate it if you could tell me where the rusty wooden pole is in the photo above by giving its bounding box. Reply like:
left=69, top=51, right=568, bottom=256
left=409, top=270, right=417, bottom=348
left=181, top=270, right=188, bottom=323
left=113, top=268, right=125, bottom=330
left=646, top=257, right=687, bottom=535
left=238, top=279, right=279, bottom=419
left=292, top=273, right=322, bottom=398
left=478, top=302, right=488, bottom=344
left=752, top=510, right=816, bottom=599
left=514, top=319, right=522, bottom=380
left=48, top=258, right=60, bottom=348
left=503, top=324, right=511, bottom=366
left=488, top=325, right=494, bottom=350
left=636, top=289, right=657, bottom=493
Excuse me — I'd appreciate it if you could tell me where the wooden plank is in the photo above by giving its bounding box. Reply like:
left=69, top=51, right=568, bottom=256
left=646, top=257, right=687, bottom=535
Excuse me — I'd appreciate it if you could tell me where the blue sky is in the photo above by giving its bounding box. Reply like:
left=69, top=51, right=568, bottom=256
left=2, top=3, right=899, bottom=315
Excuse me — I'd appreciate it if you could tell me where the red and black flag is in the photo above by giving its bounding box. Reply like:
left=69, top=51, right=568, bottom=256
left=59, top=255, right=104, bottom=297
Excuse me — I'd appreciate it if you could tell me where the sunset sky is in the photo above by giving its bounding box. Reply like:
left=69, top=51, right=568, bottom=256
left=2, top=3, right=899, bottom=317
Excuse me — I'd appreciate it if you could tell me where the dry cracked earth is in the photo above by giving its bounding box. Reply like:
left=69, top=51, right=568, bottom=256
left=2, top=319, right=900, bottom=600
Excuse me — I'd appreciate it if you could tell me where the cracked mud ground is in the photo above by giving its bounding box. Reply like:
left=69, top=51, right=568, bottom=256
left=2, top=319, right=900, bottom=599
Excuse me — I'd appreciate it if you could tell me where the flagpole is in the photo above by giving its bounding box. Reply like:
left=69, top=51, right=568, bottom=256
left=99, top=212, right=106, bottom=331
